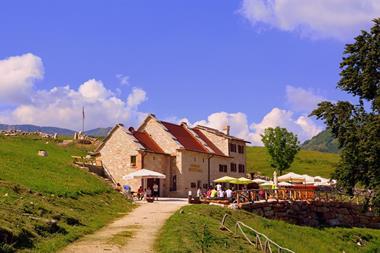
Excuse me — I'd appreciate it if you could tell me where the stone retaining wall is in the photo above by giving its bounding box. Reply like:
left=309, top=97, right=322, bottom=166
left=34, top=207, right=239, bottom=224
left=240, top=201, right=380, bottom=228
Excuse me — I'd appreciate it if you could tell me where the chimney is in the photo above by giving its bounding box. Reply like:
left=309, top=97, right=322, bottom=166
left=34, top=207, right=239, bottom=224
left=223, top=125, right=230, bottom=135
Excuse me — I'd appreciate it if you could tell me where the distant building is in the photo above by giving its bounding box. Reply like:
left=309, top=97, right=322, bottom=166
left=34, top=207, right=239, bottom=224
left=96, top=114, right=249, bottom=197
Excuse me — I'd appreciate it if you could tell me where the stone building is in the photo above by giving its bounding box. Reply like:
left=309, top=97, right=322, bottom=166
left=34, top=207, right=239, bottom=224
left=96, top=114, right=249, bottom=197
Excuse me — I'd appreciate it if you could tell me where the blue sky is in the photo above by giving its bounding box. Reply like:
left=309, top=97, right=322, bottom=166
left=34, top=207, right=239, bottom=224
left=0, top=1, right=379, bottom=145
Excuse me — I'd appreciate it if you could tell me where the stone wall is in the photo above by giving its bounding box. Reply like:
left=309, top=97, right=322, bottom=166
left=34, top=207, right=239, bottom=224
left=98, top=126, right=142, bottom=191
left=240, top=201, right=380, bottom=229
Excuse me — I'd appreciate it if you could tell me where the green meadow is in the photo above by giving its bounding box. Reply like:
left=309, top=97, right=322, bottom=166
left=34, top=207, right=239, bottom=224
left=246, top=146, right=340, bottom=178
left=0, top=135, right=133, bottom=252
left=156, top=205, right=380, bottom=253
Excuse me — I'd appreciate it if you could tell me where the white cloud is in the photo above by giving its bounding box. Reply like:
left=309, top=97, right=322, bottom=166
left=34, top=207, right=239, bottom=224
left=187, top=109, right=322, bottom=146
left=238, top=0, right=380, bottom=40
left=193, top=112, right=252, bottom=141
left=286, top=85, right=325, bottom=113
left=1, top=82, right=147, bottom=130
left=0, top=53, right=43, bottom=104
left=250, top=108, right=322, bottom=145
left=127, top=87, right=147, bottom=108
left=0, top=53, right=148, bottom=130
left=116, top=74, right=130, bottom=86
left=78, top=79, right=111, bottom=101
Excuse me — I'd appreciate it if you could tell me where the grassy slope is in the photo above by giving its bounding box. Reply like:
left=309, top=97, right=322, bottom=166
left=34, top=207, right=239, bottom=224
left=246, top=146, right=340, bottom=178
left=156, top=205, right=380, bottom=253
left=0, top=136, right=133, bottom=252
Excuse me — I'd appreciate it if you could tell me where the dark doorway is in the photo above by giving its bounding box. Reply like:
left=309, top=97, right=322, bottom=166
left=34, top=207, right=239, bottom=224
left=147, top=178, right=160, bottom=196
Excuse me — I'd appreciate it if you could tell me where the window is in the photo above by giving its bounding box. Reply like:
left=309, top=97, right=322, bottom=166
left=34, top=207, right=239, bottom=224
left=130, top=155, right=137, bottom=166
left=238, top=164, right=245, bottom=173
left=238, top=145, right=245, bottom=154
left=230, top=163, right=237, bottom=172
left=190, top=182, right=196, bottom=188
left=219, top=164, right=227, bottom=173
left=229, top=143, right=237, bottom=152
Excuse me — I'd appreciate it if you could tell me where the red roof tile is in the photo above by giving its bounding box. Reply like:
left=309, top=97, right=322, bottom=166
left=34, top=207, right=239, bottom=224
left=133, top=131, right=165, bottom=154
left=192, top=128, right=226, bottom=156
left=161, top=121, right=211, bottom=154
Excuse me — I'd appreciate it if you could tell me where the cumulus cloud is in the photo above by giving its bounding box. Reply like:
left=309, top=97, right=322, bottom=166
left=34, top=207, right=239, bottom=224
left=127, top=88, right=147, bottom=108
left=0, top=53, right=43, bottom=103
left=116, top=74, right=130, bottom=86
left=250, top=108, right=322, bottom=145
left=193, top=112, right=252, bottom=141
left=186, top=109, right=322, bottom=146
left=2, top=81, right=147, bottom=130
left=0, top=53, right=148, bottom=130
left=286, top=85, right=326, bottom=113
left=238, top=0, right=380, bottom=40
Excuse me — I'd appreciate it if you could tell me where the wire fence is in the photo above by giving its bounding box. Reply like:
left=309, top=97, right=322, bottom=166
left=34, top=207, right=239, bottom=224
left=220, top=213, right=295, bottom=253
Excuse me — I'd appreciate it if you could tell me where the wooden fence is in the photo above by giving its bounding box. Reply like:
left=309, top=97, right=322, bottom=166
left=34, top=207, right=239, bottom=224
left=235, top=189, right=366, bottom=205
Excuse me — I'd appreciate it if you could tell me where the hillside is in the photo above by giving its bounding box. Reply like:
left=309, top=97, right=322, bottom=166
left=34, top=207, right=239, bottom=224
left=0, top=135, right=133, bottom=252
left=246, top=146, right=340, bottom=178
left=302, top=129, right=340, bottom=153
left=156, top=205, right=380, bottom=253
left=0, top=124, right=111, bottom=137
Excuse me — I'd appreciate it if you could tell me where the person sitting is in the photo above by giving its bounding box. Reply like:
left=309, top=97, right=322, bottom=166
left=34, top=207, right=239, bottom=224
left=210, top=188, right=218, bottom=199
left=196, top=188, right=202, bottom=199
left=218, top=189, right=225, bottom=199
left=225, top=188, right=233, bottom=202
left=145, top=187, right=152, bottom=200
left=137, top=186, right=144, bottom=200
left=115, top=183, right=122, bottom=192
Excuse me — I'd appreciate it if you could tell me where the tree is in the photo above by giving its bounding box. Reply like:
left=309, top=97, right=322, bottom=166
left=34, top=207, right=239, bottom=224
left=261, top=127, right=300, bottom=175
left=311, top=19, right=380, bottom=207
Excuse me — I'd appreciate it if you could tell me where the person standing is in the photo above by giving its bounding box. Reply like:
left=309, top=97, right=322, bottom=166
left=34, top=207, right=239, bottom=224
left=153, top=182, right=159, bottom=200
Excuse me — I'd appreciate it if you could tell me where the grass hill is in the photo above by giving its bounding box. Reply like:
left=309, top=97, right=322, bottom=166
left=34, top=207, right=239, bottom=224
left=246, top=146, right=340, bottom=178
left=0, top=135, right=133, bottom=252
left=302, top=129, right=340, bottom=153
left=0, top=124, right=111, bottom=137
left=156, top=205, right=380, bottom=253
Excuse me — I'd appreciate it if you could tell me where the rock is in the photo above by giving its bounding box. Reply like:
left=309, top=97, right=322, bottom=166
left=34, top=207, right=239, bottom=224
left=37, top=150, right=48, bottom=157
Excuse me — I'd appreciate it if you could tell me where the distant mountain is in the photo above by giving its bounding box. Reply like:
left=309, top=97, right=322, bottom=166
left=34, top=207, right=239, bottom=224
left=0, top=124, right=111, bottom=137
left=85, top=127, right=112, bottom=137
left=302, top=129, right=340, bottom=153
left=0, top=124, right=75, bottom=136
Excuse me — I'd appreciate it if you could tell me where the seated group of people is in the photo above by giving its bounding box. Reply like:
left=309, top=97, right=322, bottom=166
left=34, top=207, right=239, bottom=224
left=198, top=183, right=235, bottom=202
left=115, top=183, right=160, bottom=201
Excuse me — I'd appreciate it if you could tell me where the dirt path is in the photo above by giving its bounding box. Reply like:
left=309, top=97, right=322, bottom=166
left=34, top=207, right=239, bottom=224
left=61, top=198, right=187, bottom=253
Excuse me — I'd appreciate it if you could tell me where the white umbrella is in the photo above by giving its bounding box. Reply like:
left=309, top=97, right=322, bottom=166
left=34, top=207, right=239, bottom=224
left=252, top=178, right=267, bottom=184
left=260, top=181, right=274, bottom=186
left=273, top=171, right=278, bottom=188
left=314, top=176, right=330, bottom=183
left=278, top=181, right=292, bottom=186
left=302, top=174, right=315, bottom=184
left=122, top=169, right=166, bottom=180
left=278, top=172, right=305, bottom=183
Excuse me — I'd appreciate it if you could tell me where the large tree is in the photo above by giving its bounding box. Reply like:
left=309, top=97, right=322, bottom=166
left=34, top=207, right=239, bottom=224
left=261, top=127, right=300, bottom=175
left=311, top=19, right=380, bottom=206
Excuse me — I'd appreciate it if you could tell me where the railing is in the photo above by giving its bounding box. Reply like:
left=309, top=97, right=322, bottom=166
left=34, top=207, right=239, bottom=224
left=102, top=164, right=117, bottom=185
left=235, top=189, right=366, bottom=205
left=220, top=214, right=295, bottom=253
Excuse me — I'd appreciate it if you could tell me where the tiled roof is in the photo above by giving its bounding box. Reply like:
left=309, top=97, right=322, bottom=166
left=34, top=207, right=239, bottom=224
left=133, top=131, right=165, bottom=154
left=194, top=125, right=250, bottom=143
left=192, top=128, right=225, bottom=156
left=160, top=121, right=211, bottom=154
